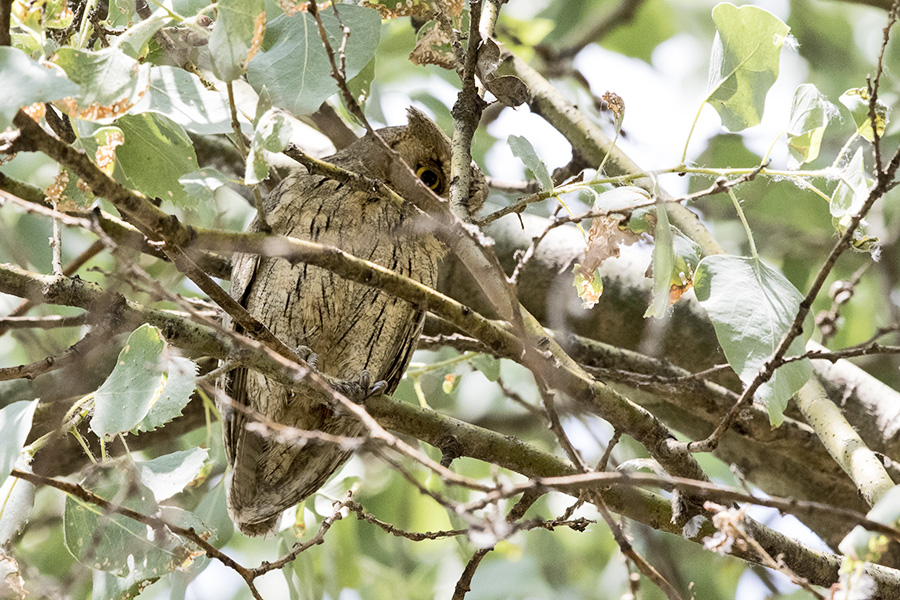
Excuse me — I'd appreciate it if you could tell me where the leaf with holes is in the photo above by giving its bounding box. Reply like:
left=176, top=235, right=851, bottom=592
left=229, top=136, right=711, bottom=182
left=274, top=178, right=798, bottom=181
left=0, top=47, right=80, bottom=129
left=208, top=0, right=265, bottom=81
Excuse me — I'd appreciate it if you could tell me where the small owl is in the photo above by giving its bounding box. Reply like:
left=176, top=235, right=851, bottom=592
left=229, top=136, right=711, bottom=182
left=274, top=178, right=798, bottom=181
left=223, top=108, right=486, bottom=536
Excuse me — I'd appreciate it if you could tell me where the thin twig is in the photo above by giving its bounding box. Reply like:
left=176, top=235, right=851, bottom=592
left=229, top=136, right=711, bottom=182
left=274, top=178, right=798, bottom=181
left=0, top=323, right=111, bottom=381
left=593, top=491, right=684, bottom=600
left=249, top=491, right=355, bottom=575
left=0, top=314, right=88, bottom=329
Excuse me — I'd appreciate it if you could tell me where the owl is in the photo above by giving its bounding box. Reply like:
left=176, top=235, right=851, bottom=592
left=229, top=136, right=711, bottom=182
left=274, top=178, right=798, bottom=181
left=222, top=108, right=486, bottom=536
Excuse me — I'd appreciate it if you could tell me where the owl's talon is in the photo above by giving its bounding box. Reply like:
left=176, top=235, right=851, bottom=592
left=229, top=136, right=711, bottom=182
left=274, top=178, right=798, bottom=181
left=357, top=369, right=371, bottom=392
left=295, top=345, right=319, bottom=370
left=366, top=379, right=388, bottom=398
left=350, top=370, right=387, bottom=401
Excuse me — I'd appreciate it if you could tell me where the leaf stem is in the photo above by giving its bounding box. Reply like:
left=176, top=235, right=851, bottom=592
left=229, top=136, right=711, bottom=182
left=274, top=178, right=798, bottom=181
left=831, top=133, right=860, bottom=169
left=729, top=188, right=758, bottom=260
left=407, top=351, right=479, bottom=377
left=75, top=0, right=99, bottom=48
left=70, top=427, right=97, bottom=464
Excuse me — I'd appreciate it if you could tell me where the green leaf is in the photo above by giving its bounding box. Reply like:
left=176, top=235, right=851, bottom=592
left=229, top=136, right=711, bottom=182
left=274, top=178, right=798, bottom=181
left=131, top=66, right=232, bottom=135
left=589, top=186, right=652, bottom=212
left=107, top=0, right=137, bottom=29
left=573, top=264, right=603, bottom=309
left=89, top=325, right=197, bottom=440
left=706, top=2, right=789, bottom=131
left=54, top=47, right=150, bottom=119
left=830, top=149, right=878, bottom=251
left=786, top=83, right=831, bottom=168
left=115, top=113, right=199, bottom=206
left=90, top=324, right=167, bottom=439
left=246, top=5, right=381, bottom=116
left=133, top=355, right=197, bottom=434
left=471, top=354, right=501, bottom=382
left=0, top=400, right=38, bottom=484
left=0, top=47, right=81, bottom=129
left=671, top=231, right=702, bottom=295
left=693, top=256, right=813, bottom=425
left=115, top=12, right=172, bottom=58
left=626, top=206, right=654, bottom=235
left=245, top=108, right=296, bottom=184
left=208, top=0, right=265, bottom=81
left=645, top=204, right=674, bottom=319
left=508, top=135, right=553, bottom=191
left=179, top=168, right=232, bottom=203
left=43, top=0, right=74, bottom=28
left=193, top=479, right=234, bottom=548
left=0, top=469, right=35, bottom=546
left=254, top=85, right=273, bottom=126
left=64, top=463, right=192, bottom=578
left=839, top=87, right=890, bottom=143
left=135, top=448, right=208, bottom=503
left=346, top=58, right=376, bottom=114
left=831, top=148, right=868, bottom=219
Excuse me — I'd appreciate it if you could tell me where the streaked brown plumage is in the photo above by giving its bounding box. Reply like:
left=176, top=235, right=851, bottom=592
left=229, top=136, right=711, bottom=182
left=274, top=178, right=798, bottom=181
left=222, top=108, right=486, bottom=536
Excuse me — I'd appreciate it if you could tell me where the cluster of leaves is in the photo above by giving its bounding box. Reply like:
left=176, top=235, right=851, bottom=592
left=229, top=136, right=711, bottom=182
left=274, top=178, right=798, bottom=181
left=515, top=3, right=888, bottom=426
left=0, top=0, right=389, bottom=597
left=0, top=325, right=216, bottom=598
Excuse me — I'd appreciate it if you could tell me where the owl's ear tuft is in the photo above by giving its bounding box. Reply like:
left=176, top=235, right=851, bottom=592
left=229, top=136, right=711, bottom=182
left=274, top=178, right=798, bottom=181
left=406, top=107, right=448, bottom=145
left=406, top=106, right=433, bottom=126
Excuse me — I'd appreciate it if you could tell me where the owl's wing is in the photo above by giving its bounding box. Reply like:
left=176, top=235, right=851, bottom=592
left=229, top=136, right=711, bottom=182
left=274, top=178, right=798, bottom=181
left=221, top=250, right=260, bottom=464
left=380, top=307, right=428, bottom=395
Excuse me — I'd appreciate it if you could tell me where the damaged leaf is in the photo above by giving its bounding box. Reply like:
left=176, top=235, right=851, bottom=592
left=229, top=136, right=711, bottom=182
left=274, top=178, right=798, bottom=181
left=476, top=37, right=528, bottom=107
left=840, top=86, right=890, bottom=143
left=53, top=46, right=150, bottom=122
left=786, top=83, right=832, bottom=168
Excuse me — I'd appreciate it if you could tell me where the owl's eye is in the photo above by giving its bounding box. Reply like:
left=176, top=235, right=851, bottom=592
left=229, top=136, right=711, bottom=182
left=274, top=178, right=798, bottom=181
left=416, top=165, right=444, bottom=193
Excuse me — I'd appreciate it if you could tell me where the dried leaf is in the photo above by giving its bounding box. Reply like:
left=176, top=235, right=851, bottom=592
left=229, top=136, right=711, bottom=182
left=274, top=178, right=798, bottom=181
left=574, top=214, right=642, bottom=309
left=21, top=102, right=45, bottom=122
left=0, top=553, right=26, bottom=600
left=44, top=169, right=69, bottom=202
left=410, top=20, right=454, bottom=68
left=363, top=0, right=432, bottom=19
left=602, top=91, right=625, bottom=120
left=93, top=127, right=125, bottom=176
left=477, top=37, right=527, bottom=107
left=582, top=214, right=642, bottom=275
left=247, top=11, right=266, bottom=64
